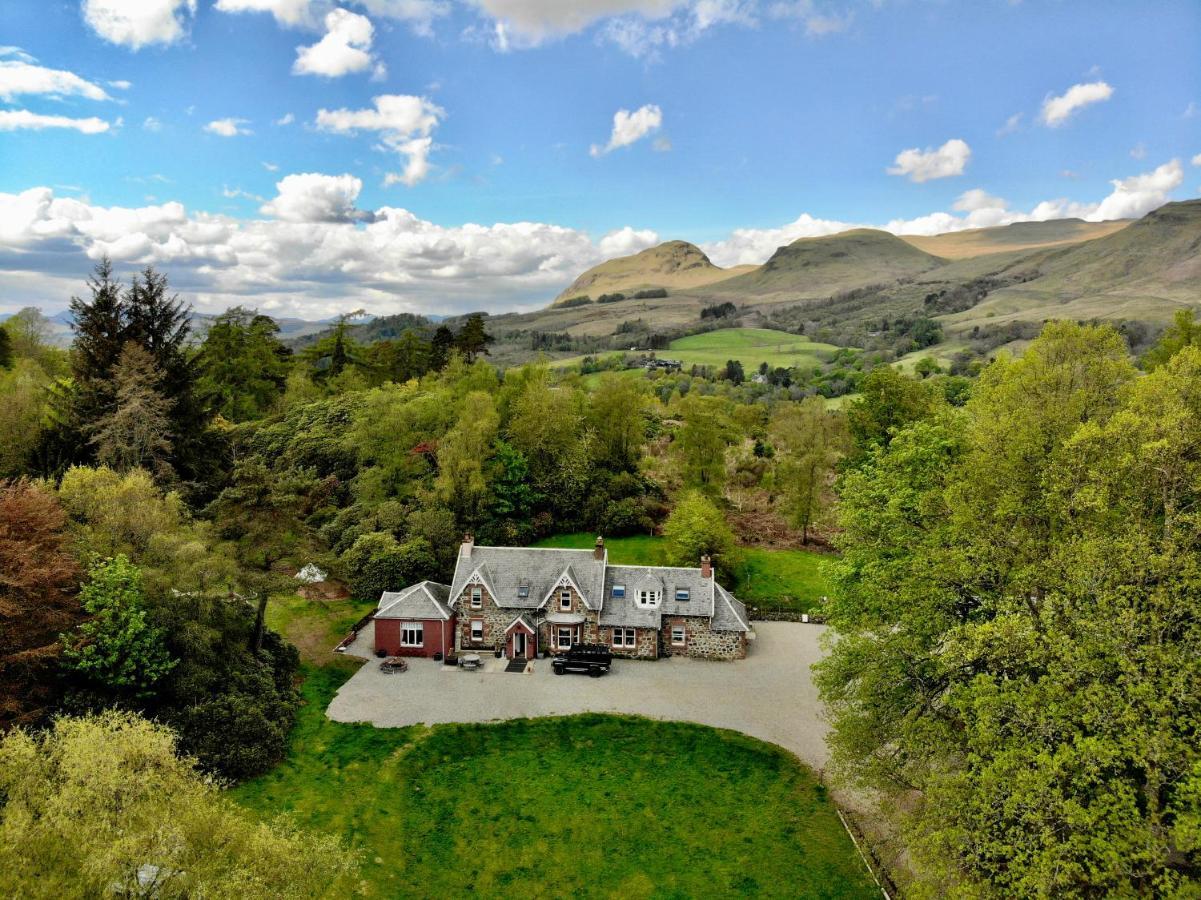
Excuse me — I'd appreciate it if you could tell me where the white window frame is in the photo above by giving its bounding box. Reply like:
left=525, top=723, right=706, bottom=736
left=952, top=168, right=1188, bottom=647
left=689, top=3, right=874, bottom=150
left=636, top=589, right=660, bottom=608
left=557, top=627, right=575, bottom=649
left=470, top=619, right=484, bottom=642
left=671, top=625, right=686, bottom=646
left=612, top=627, right=636, bottom=649
left=401, top=622, right=424, bottom=648
left=559, top=589, right=572, bottom=611
left=470, top=586, right=482, bottom=609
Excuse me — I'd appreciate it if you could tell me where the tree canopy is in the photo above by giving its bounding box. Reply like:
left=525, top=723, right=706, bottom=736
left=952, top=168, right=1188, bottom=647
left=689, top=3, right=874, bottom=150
left=818, top=323, right=1201, bottom=896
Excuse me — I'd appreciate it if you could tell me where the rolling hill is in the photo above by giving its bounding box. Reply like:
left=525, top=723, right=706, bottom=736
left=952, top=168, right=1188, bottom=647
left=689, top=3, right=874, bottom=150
left=552, top=240, right=754, bottom=304
left=900, top=218, right=1130, bottom=259
left=704, top=229, right=946, bottom=301
left=943, top=199, right=1201, bottom=332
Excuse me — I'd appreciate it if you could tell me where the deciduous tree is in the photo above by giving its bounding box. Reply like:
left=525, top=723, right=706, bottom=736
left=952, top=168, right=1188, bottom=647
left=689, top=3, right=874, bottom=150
left=0, top=481, right=82, bottom=728
left=61, top=555, right=176, bottom=704
left=0, top=711, right=359, bottom=897
left=817, top=323, right=1200, bottom=896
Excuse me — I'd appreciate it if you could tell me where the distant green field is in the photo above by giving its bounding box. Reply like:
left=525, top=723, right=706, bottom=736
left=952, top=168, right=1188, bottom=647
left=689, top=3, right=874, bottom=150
left=534, top=533, right=835, bottom=614
left=666, top=328, right=841, bottom=372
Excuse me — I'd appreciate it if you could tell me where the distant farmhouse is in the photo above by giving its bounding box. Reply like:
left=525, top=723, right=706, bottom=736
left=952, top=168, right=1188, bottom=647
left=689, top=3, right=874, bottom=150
left=641, top=357, right=682, bottom=372
left=373, top=536, right=752, bottom=661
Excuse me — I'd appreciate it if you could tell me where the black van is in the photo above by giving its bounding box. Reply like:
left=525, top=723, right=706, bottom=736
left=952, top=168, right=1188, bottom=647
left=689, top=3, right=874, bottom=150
left=551, top=643, right=612, bottom=677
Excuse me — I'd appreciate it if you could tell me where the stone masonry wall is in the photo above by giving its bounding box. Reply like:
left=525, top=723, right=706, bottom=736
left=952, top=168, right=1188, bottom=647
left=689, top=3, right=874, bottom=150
left=539, top=580, right=599, bottom=652
left=456, top=582, right=509, bottom=652
left=663, top=615, right=747, bottom=660
left=599, top=625, right=658, bottom=659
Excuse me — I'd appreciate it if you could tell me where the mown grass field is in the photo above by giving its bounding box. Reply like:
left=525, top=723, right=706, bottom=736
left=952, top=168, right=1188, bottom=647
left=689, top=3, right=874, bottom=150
left=666, top=328, right=841, bottom=372
left=232, top=596, right=876, bottom=898
left=534, top=533, right=835, bottom=614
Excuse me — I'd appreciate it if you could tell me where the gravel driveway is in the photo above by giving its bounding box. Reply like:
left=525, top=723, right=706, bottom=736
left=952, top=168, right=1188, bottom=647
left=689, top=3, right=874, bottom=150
left=329, top=622, right=834, bottom=771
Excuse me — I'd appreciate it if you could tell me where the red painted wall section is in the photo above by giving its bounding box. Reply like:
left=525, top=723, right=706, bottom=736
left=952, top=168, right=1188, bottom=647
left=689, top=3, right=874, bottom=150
left=505, top=624, right=536, bottom=659
left=374, top=616, right=456, bottom=658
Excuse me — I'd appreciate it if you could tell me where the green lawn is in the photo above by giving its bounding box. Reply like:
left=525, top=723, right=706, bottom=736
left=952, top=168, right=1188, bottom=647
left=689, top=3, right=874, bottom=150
left=534, top=533, right=835, bottom=614
left=232, top=597, right=874, bottom=898
left=666, top=328, right=842, bottom=372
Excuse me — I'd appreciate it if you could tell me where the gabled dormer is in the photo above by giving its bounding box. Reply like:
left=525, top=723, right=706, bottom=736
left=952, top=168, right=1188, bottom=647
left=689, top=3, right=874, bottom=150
left=539, top=564, right=594, bottom=611
left=458, top=563, right=497, bottom=612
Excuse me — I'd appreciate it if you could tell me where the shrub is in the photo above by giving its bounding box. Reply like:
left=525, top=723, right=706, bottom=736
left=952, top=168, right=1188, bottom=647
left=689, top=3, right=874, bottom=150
left=597, top=292, right=627, bottom=303
left=558, top=295, right=593, bottom=308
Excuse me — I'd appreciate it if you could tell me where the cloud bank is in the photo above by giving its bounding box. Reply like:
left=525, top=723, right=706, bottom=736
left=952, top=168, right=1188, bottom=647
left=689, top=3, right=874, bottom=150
left=0, top=160, right=1187, bottom=318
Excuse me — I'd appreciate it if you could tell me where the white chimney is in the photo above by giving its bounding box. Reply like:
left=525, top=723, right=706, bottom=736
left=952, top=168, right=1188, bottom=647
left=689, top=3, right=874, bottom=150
left=460, top=533, right=474, bottom=559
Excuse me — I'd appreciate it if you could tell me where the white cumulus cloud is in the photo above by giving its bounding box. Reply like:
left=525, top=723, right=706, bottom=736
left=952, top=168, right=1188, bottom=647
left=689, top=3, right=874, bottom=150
left=294, top=8, right=378, bottom=77
left=215, top=0, right=448, bottom=34
left=598, top=225, right=660, bottom=256
left=1191, top=153, right=1201, bottom=167
left=315, top=94, right=444, bottom=186
left=887, top=138, right=971, bottom=183
left=0, top=110, right=112, bottom=133
left=260, top=172, right=374, bottom=222
left=214, top=0, right=319, bottom=27
left=204, top=117, right=252, bottom=137
left=82, top=0, right=197, bottom=49
left=1040, top=80, right=1113, bottom=127
left=0, top=58, right=113, bottom=102
left=590, top=104, right=663, bottom=156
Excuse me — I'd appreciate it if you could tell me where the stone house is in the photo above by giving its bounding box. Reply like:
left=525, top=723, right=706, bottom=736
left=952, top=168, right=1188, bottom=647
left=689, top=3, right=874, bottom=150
left=374, top=535, right=752, bottom=661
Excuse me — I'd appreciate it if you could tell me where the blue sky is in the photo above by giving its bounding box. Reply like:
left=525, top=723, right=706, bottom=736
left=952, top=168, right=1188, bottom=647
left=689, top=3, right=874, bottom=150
left=1, top=0, right=1198, bottom=318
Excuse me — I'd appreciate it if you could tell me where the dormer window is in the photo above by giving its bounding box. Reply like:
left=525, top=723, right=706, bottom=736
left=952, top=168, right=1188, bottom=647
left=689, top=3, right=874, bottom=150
left=559, top=589, right=572, bottom=610
left=636, top=589, right=660, bottom=608
left=675, top=588, right=690, bottom=601
left=470, top=586, right=482, bottom=609
left=612, top=584, right=625, bottom=598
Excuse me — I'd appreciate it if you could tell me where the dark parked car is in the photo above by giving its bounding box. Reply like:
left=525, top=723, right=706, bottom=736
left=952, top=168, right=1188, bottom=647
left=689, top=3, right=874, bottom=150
left=552, top=643, right=612, bottom=677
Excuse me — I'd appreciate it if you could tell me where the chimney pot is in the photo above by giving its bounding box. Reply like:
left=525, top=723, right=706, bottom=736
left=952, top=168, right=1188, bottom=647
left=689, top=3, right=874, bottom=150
left=700, top=555, right=712, bottom=578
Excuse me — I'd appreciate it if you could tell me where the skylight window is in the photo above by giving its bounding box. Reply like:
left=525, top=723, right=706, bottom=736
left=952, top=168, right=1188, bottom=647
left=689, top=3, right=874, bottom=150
left=675, top=588, right=690, bottom=601
left=612, top=584, right=625, bottom=598
left=517, top=585, right=530, bottom=598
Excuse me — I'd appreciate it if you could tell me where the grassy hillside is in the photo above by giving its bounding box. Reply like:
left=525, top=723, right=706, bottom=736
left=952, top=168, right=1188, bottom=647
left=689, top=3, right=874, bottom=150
left=944, top=199, right=1201, bottom=332
left=702, top=229, right=945, bottom=303
left=667, top=328, right=841, bottom=371
left=901, top=218, right=1129, bottom=259
left=552, top=240, right=754, bottom=305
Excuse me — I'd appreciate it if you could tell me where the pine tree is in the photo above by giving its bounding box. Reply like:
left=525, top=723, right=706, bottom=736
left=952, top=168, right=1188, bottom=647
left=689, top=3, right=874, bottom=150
left=454, top=314, right=493, bottom=362
left=429, top=324, right=455, bottom=371
left=89, top=343, right=175, bottom=482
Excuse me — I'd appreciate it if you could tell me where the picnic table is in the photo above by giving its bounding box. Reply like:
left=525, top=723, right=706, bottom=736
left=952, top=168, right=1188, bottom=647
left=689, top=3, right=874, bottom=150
left=458, top=653, right=482, bottom=671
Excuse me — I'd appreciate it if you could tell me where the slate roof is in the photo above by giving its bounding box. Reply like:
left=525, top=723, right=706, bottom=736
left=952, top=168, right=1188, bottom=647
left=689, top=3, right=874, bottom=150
left=450, top=545, right=608, bottom=611
left=712, top=583, right=751, bottom=633
left=376, top=581, right=453, bottom=620
left=446, top=542, right=750, bottom=634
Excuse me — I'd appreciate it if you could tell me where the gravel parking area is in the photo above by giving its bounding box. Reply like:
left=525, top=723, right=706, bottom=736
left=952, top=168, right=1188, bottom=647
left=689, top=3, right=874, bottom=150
left=329, top=622, right=833, bottom=771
